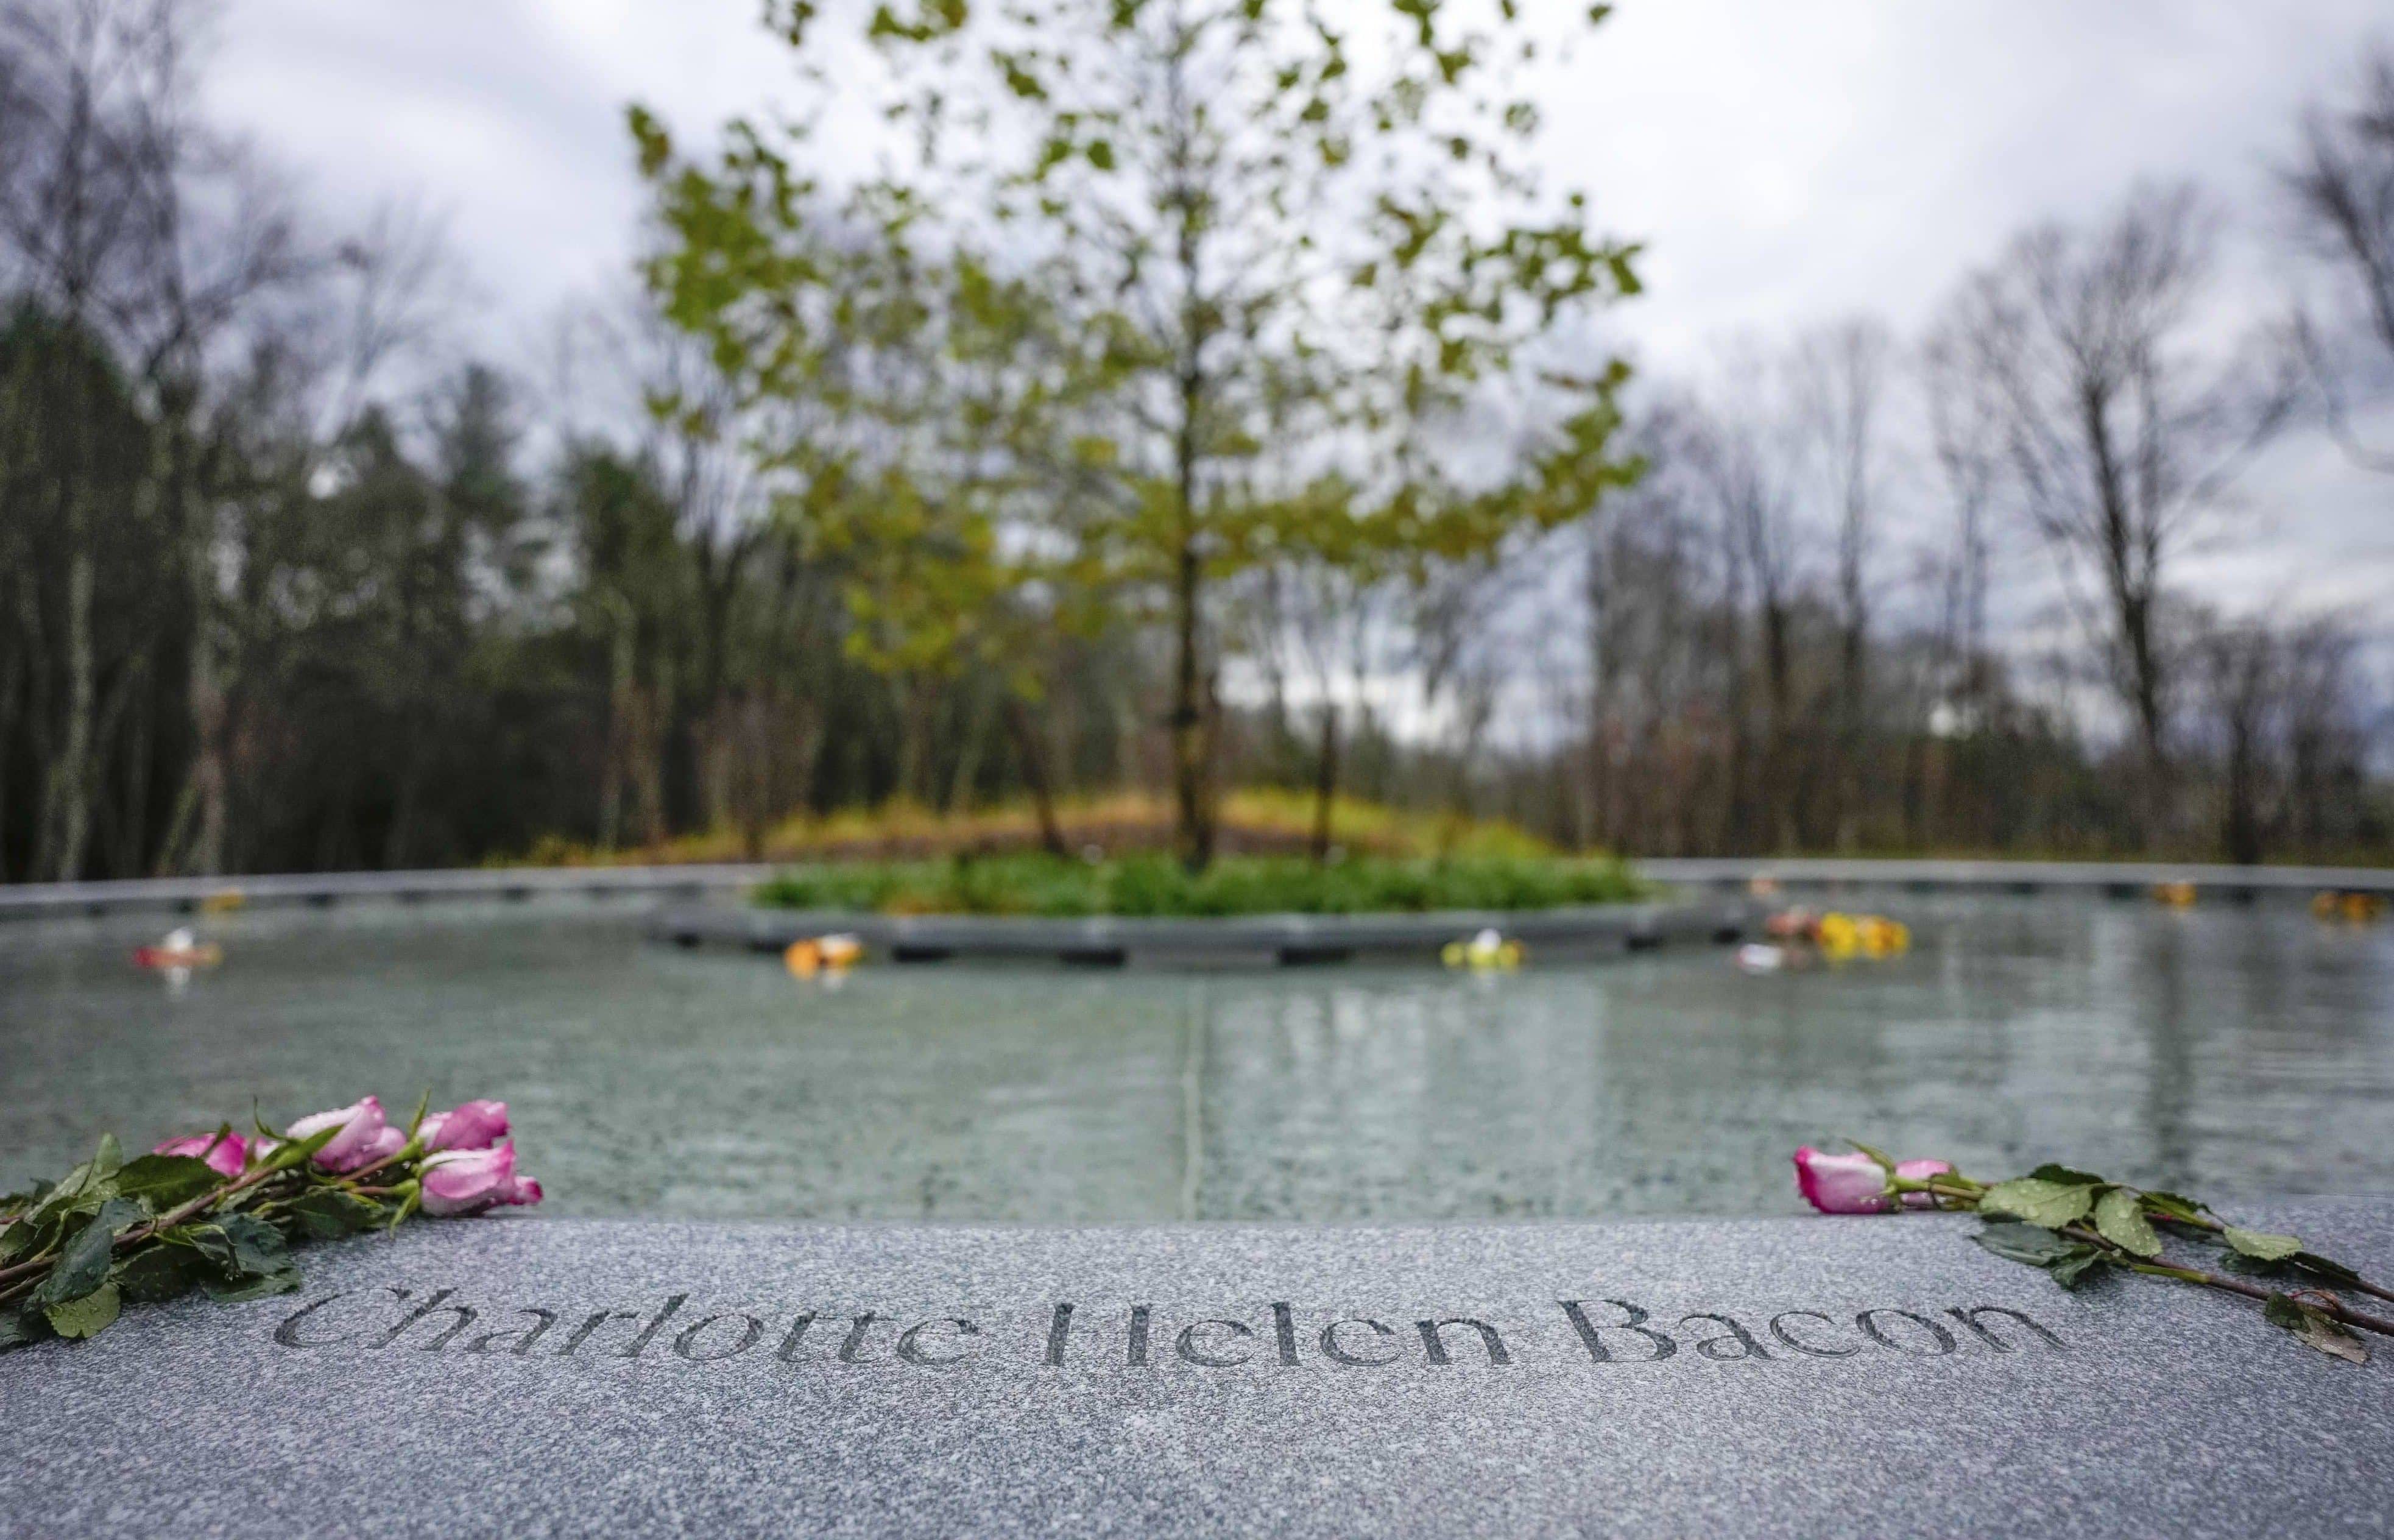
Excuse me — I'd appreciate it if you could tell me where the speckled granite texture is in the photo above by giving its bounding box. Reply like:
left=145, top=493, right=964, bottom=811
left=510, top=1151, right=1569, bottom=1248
left=3, top=1203, right=2390, bottom=1538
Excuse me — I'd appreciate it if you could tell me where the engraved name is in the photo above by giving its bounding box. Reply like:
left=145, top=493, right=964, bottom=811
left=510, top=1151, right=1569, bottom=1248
left=267, top=1287, right=2066, bottom=1371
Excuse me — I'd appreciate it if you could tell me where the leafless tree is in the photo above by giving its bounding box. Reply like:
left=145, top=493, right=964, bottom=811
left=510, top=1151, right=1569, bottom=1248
left=1933, top=183, right=2293, bottom=846
left=2284, top=48, right=2394, bottom=470
left=1792, top=318, right=1894, bottom=849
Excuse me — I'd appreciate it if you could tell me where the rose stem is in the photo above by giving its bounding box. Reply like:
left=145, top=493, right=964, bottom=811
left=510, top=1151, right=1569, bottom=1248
left=2052, top=1224, right=2394, bottom=1339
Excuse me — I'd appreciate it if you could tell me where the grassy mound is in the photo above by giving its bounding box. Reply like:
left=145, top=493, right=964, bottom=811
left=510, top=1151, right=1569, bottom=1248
left=751, top=852, right=1645, bottom=918
left=507, top=789, right=1555, bottom=868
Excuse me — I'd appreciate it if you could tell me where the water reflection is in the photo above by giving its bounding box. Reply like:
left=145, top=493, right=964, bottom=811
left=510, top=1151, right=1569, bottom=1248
left=2, top=893, right=2389, bottom=1219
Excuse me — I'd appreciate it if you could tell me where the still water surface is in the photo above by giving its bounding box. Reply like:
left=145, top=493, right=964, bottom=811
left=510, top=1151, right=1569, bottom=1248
left=4, top=893, right=2390, bottom=1219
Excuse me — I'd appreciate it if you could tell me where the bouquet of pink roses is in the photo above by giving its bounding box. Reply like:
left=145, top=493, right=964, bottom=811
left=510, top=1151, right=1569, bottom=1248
left=0, top=1094, right=540, bottom=1351
left=1795, top=1142, right=2394, bottom=1363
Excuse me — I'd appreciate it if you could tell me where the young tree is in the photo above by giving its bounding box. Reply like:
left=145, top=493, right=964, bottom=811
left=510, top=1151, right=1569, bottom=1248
left=635, top=0, right=1641, bottom=870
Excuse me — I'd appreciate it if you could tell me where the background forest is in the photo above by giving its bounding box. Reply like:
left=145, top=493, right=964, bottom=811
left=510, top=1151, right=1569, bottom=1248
left=5, top=0, right=2393, bottom=883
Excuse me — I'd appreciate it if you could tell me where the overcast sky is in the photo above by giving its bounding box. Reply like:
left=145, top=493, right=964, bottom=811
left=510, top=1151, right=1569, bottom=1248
left=204, top=1, right=2392, bottom=631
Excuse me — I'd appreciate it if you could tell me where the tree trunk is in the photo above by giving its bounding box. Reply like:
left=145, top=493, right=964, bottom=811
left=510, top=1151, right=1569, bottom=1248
left=40, top=545, right=96, bottom=881
left=1307, top=702, right=1340, bottom=863
left=1005, top=695, right=1068, bottom=859
left=1169, top=490, right=1212, bottom=871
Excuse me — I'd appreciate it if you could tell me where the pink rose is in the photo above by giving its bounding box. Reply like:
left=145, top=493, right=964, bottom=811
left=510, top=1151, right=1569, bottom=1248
left=282, top=1095, right=392, bottom=1173
left=1793, top=1146, right=1893, bottom=1213
left=1894, top=1157, right=1954, bottom=1209
left=419, top=1143, right=542, bottom=1217
left=418, top=1100, right=509, bottom=1153
left=153, top=1129, right=247, bottom=1179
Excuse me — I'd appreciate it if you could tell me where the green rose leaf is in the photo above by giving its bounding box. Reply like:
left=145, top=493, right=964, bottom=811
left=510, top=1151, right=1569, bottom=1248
left=0, top=1304, right=55, bottom=1352
left=111, top=1243, right=201, bottom=1305
left=2289, top=1251, right=2365, bottom=1288
left=260, top=1124, right=341, bottom=1173
left=2092, top=1188, right=2163, bottom=1258
left=1980, top=1178, right=2096, bottom=1230
left=1973, top=1220, right=2078, bottom=1266
left=177, top=1212, right=289, bottom=1280
left=0, top=1209, right=55, bottom=1264
left=2224, top=1226, right=2303, bottom=1262
left=281, top=1189, right=383, bottom=1240
left=30, top=1198, right=143, bottom=1307
left=43, top=1281, right=121, bottom=1340
left=2027, top=1164, right=2108, bottom=1188
left=111, top=1154, right=224, bottom=1213
left=2048, top=1246, right=2110, bottom=1290
left=2262, top=1293, right=2368, bottom=1365
left=2138, top=1190, right=2208, bottom=1224
left=201, top=1265, right=301, bottom=1302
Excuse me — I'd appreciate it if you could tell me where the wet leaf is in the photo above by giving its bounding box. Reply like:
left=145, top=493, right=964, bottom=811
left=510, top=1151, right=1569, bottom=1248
left=2093, top=1188, right=2162, bottom=1258
left=111, top=1244, right=200, bottom=1305
left=30, top=1198, right=141, bottom=1307
left=2225, top=1227, right=2302, bottom=1263
left=43, top=1282, right=121, bottom=1340
left=2289, top=1251, right=2365, bottom=1288
left=2049, top=1247, right=2110, bottom=1290
left=0, top=1305, right=54, bottom=1352
left=1981, top=1178, right=2095, bottom=1231
left=2264, top=1293, right=2368, bottom=1365
left=176, top=1213, right=288, bottom=1280
left=1973, top=1221, right=2077, bottom=1266
left=2027, top=1164, right=2107, bottom=1188
left=2139, top=1190, right=2207, bottom=1224
left=111, top=1154, right=223, bottom=1214
left=201, top=1265, right=300, bottom=1302
left=281, top=1189, right=383, bottom=1240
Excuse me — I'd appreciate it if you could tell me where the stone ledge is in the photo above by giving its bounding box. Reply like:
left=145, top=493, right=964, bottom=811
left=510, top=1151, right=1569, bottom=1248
left=2, top=1203, right=2388, bottom=1538
left=644, top=897, right=1756, bottom=967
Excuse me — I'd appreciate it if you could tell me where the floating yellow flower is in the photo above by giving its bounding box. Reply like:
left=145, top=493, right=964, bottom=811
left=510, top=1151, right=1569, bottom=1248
left=785, top=933, right=865, bottom=978
left=2314, top=891, right=2388, bottom=924
left=1442, top=927, right=1525, bottom=970
left=1811, top=912, right=1908, bottom=963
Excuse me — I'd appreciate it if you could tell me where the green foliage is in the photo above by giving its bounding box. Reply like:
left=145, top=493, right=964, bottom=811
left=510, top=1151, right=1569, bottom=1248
left=754, top=851, right=1643, bottom=917
left=630, top=0, right=1645, bottom=865
left=1979, top=1177, right=2096, bottom=1231
left=2092, top=1187, right=2163, bottom=1259
left=1971, top=1221, right=2108, bottom=1288
left=110, top=1154, right=225, bottom=1213
left=2223, top=1226, right=2303, bottom=1262
left=2264, top=1293, right=2368, bottom=1364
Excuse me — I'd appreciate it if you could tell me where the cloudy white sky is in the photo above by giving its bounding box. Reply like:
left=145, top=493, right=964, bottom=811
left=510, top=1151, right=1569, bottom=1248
left=204, top=1, right=2392, bottom=632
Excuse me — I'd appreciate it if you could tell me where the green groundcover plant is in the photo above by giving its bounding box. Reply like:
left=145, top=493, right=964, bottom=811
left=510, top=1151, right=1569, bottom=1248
left=1, top=1095, right=538, bottom=1351
left=1796, top=1143, right=2394, bottom=1363
left=753, top=853, right=1646, bottom=918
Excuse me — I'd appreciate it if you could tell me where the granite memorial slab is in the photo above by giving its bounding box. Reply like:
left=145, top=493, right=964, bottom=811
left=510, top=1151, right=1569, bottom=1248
left=2, top=1201, right=2390, bottom=1537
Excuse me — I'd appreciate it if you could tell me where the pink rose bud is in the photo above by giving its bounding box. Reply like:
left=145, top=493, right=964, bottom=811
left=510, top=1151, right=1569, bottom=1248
left=418, top=1100, right=509, bottom=1153
left=1894, top=1157, right=1954, bottom=1209
left=283, top=1095, right=392, bottom=1173
left=152, top=1130, right=247, bottom=1179
left=419, top=1142, right=542, bottom=1217
left=1793, top=1146, right=1894, bottom=1214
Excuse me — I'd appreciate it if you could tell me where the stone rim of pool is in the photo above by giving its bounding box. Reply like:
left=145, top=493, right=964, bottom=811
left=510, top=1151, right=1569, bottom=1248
left=4, top=1199, right=2387, bottom=1539
left=648, top=895, right=1759, bottom=967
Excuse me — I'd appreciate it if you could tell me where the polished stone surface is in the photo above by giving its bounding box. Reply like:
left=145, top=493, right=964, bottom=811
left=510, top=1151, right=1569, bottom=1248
left=4, top=1203, right=2390, bottom=1537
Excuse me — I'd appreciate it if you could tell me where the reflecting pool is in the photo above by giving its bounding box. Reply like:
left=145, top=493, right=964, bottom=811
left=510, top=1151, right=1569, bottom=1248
left=4, top=891, right=2391, bottom=1219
